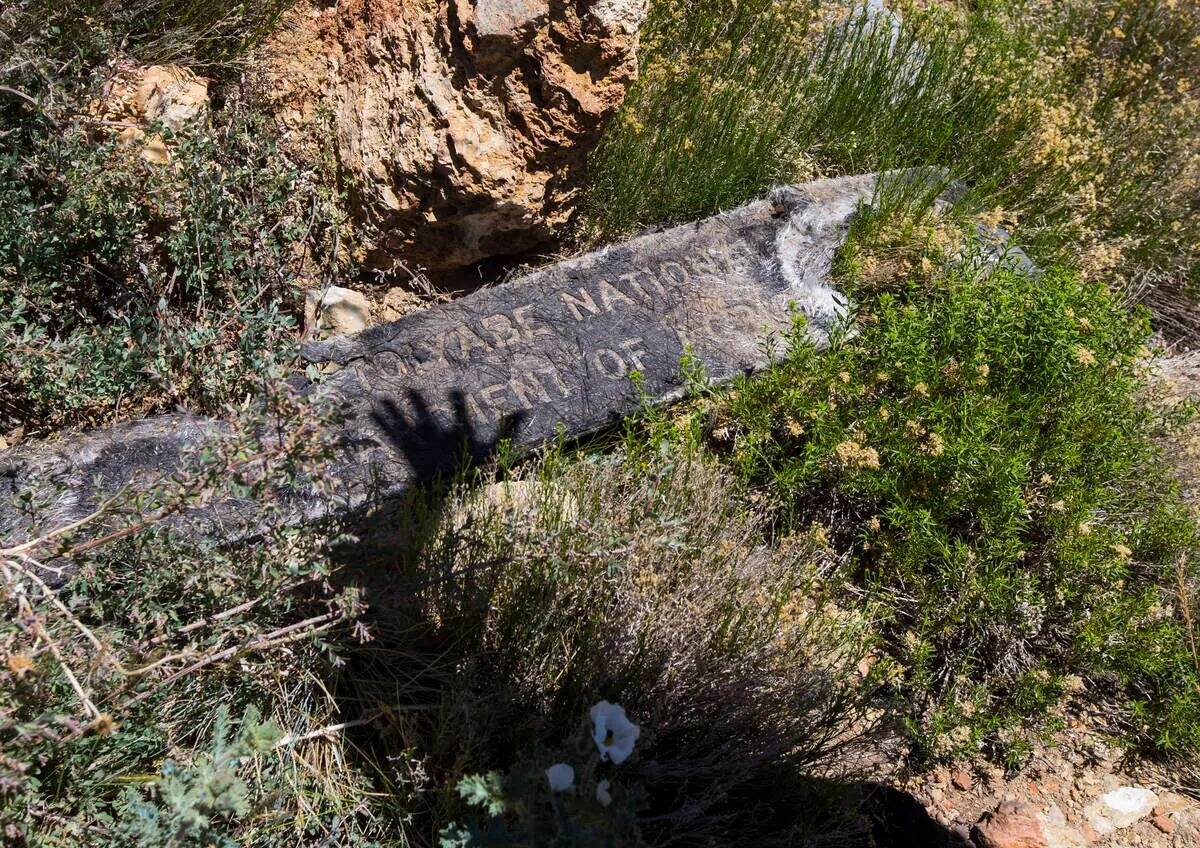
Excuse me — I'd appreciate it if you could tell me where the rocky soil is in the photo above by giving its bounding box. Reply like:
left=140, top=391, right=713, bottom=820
left=896, top=707, right=1199, bottom=847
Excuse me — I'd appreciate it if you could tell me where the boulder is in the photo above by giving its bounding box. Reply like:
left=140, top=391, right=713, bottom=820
left=256, top=0, right=645, bottom=270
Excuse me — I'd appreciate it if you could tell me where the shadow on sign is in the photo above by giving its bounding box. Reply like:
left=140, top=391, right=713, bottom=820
left=369, top=388, right=529, bottom=488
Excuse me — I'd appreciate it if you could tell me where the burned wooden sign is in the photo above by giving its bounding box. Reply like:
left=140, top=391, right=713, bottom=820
left=1, top=173, right=888, bottom=544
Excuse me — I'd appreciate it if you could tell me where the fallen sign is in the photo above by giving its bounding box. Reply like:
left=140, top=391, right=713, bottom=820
left=1, top=173, right=897, bottom=546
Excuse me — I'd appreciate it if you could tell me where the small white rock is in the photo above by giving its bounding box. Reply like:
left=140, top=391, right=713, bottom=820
left=304, top=286, right=371, bottom=339
left=1084, top=786, right=1159, bottom=834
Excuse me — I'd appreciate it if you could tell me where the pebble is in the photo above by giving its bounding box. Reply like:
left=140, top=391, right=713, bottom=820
left=1152, top=814, right=1174, bottom=834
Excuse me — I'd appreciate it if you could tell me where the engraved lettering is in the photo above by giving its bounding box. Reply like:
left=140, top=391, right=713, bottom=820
left=542, top=367, right=571, bottom=398
left=450, top=324, right=492, bottom=359
left=411, top=334, right=444, bottom=366
left=482, top=313, right=522, bottom=347
left=464, top=391, right=490, bottom=423
left=513, top=304, right=552, bottom=339
left=511, top=371, right=553, bottom=408
left=691, top=251, right=723, bottom=281
left=618, top=271, right=652, bottom=301
left=375, top=350, right=404, bottom=376
left=481, top=383, right=508, bottom=408
left=597, top=279, right=635, bottom=312
left=710, top=247, right=745, bottom=276
left=619, top=337, right=648, bottom=371
left=659, top=261, right=690, bottom=286
left=590, top=348, right=627, bottom=379
left=561, top=288, right=601, bottom=321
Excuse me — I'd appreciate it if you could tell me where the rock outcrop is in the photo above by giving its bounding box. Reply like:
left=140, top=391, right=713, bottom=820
left=258, top=0, right=645, bottom=271
left=304, top=286, right=372, bottom=339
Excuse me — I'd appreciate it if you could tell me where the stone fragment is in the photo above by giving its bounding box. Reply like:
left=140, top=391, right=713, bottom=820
left=135, top=66, right=209, bottom=132
left=971, top=802, right=1088, bottom=848
left=952, top=769, right=974, bottom=792
left=91, top=64, right=209, bottom=164
left=467, top=0, right=550, bottom=73
left=304, top=286, right=372, bottom=339
left=1039, top=804, right=1087, bottom=848
left=1151, top=813, right=1174, bottom=834
left=478, top=479, right=579, bottom=521
left=0, top=173, right=943, bottom=552
left=972, top=801, right=1050, bottom=848
left=1083, top=786, right=1158, bottom=835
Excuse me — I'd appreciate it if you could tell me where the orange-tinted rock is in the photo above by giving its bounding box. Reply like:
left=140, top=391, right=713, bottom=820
left=972, top=801, right=1050, bottom=848
left=92, top=64, right=209, bottom=164
left=257, top=0, right=645, bottom=270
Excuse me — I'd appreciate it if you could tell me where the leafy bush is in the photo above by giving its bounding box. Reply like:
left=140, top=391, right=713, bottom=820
left=117, top=706, right=282, bottom=848
left=703, top=215, right=1199, bottom=762
left=0, top=0, right=344, bottom=437
left=0, top=105, right=339, bottom=436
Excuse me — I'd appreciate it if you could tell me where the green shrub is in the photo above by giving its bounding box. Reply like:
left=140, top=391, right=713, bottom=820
left=0, top=104, right=339, bottom=436
left=117, top=706, right=282, bottom=848
left=588, top=0, right=1200, bottom=298
left=704, top=216, right=1199, bottom=762
left=0, top=0, right=344, bottom=437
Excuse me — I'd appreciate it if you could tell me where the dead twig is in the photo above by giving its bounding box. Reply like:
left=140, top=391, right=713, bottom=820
left=125, top=611, right=341, bottom=706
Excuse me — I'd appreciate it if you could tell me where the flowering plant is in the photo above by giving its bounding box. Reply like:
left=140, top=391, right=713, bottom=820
left=440, top=702, right=646, bottom=846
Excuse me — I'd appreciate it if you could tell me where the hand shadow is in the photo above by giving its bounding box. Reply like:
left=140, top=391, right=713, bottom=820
left=370, top=388, right=528, bottom=490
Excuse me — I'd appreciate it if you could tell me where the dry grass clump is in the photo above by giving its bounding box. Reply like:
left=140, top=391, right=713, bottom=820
left=0, top=401, right=403, bottom=846
left=2, top=439, right=894, bottom=845
left=338, top=452, right=891, bottom=845
left=997, top=0, right=1200, bottom=313
left=589, top=0, right=1200, bottom=340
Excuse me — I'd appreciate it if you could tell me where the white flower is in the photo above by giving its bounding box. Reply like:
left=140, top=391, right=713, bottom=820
left=545, top=762, right=575, bottom=792
left=590, top=701, right=641, bottom=764
left=595, top=779, right=613, bottom=807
